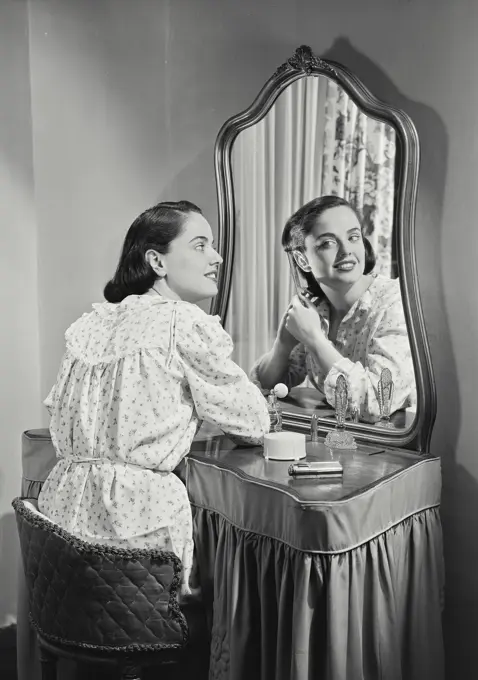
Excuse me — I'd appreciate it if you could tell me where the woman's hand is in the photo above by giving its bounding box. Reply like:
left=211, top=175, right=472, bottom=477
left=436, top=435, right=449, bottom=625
left=285, top=295, right=324, bottom=348
left=275, top=302, right=300, bottom=354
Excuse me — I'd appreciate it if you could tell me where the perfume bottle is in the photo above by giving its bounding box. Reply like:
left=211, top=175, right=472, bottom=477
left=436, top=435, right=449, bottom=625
left=377, top=368, right=396, bottom=429
left=324, top=374, right=357, bottom=450
left=267, top=383, right=288, bottom=433
left=267, top=392, right=282, bottom=433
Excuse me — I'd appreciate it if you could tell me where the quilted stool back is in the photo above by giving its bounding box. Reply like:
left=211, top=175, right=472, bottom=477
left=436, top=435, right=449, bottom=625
left=12, top=497, right=188, bottom=652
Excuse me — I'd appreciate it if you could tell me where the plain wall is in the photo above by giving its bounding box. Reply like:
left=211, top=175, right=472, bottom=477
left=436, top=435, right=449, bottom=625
left=0, top=0, right=41, bottom=626
left=0, top=0, right=476, bottom=674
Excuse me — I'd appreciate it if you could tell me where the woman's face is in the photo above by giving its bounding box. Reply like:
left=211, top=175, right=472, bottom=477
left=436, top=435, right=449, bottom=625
left=161, top=212, right=223, bottom=303
left=301, top=206, right=366, bottom=289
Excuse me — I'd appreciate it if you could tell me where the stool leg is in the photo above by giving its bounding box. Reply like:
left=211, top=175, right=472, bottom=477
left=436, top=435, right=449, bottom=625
left=39, top=646, right=57, bottom=680
left=120, top=659, right=142, bottom=680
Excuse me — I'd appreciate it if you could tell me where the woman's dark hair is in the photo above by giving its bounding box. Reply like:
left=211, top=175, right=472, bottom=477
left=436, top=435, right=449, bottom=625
left=104, top=200, right=202, bottom=303
left=281, top=195, right=376, bottom=299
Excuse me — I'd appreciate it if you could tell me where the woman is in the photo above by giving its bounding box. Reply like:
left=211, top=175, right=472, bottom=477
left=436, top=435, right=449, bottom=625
left=38, top=200, right=270, bottom=593
left=251, top=195, right=416, bottom=423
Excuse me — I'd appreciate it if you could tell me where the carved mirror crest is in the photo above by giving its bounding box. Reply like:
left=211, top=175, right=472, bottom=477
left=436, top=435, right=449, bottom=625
left=212, top=46, right=436, bottom=452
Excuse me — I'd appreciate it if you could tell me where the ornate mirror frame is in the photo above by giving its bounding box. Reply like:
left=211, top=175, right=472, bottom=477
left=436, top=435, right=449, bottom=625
left=211, top=46, right=436, bottom=453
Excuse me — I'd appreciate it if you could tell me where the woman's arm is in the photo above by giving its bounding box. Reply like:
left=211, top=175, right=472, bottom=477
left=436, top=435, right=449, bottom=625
left=250, top=301, right=308, bottom=390
left=250, top=342, right=294, bottom=391
left=250, top=342, right=310, bottom=392
left=305, top=333, right=343, bottom=376
left=284, top=295, right=342, bottom=375
left=177, top=312, right=270, bottom=445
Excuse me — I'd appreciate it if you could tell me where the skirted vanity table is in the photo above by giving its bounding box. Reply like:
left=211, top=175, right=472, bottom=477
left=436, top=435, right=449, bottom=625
left=185, top=432, right=443, bottom=680
left=17, top=47, right=444, bottom=680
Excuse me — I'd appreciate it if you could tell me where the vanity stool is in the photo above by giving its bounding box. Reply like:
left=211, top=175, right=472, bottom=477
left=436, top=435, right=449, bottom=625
left=13, top=497, right=205, bottom=680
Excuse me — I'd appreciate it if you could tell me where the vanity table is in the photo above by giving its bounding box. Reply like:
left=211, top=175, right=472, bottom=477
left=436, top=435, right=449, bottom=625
left=186, top=429, right=443, bottom=680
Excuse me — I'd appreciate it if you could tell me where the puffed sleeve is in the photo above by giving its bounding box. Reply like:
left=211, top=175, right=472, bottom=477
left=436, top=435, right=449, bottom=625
left=250, top=344, right=309, bottom=392
left=323, top=293, right=416, bottom=422
left=43, top=350, right=74, bottom=417
left=176, top=310, right=270, bottom=445
left=44, top=312, right=89, bottom=417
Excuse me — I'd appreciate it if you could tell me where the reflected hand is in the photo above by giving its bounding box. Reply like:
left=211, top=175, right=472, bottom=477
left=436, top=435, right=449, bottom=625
left=285, top=295, right=324, bottom=348
left=275, top=302, right=300, bottom=354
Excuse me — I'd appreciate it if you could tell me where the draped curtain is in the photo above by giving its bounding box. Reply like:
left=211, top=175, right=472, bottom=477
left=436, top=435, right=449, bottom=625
left=226, top=78, right=396, bottom=373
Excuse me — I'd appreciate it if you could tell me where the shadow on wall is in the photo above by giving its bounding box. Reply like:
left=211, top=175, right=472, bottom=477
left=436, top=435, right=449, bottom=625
left=0, top=511, right=19, bottom=626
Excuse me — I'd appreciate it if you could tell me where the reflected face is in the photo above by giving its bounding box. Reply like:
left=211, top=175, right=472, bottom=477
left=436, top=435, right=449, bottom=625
left=163, top=212, right=223, bottom=303
left=302, top=206, right=366, bottom=288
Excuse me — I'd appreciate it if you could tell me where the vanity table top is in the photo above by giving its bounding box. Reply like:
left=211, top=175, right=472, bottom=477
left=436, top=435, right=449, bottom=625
left=191, top=422, right=431, bottom=504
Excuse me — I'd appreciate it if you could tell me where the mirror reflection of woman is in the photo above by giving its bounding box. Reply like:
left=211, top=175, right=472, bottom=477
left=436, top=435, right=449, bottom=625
left=38, top=201, right=269, bottom=595
left=251, top=195, right=416, bottom=423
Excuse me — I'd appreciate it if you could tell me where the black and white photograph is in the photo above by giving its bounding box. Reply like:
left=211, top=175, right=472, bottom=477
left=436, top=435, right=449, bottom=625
left=0, top=1, right=475, bottom=679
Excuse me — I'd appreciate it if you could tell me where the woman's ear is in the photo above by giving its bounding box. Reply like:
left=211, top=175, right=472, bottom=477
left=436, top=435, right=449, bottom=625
left=292, top=250, right=312, bottom=273
left=145, top=249, right=167, bottom=278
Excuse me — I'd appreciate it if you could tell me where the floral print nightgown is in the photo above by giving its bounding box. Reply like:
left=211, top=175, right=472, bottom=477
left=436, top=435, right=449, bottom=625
left=251, top=275, right=416, bottom=423
left=38, top=295, right=269, bottom=592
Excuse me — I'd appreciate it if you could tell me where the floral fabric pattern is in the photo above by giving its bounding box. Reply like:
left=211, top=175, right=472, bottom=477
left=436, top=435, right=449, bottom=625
left=38, top=296, right=269, bottom=592
left=250, top=276, right=415, bottom=423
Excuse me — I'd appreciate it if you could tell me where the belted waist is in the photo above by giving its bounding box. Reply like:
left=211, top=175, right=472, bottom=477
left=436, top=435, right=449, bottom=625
left=61, top=457, right=166, bottom=474
left=66, top=457, right=131, bottom=466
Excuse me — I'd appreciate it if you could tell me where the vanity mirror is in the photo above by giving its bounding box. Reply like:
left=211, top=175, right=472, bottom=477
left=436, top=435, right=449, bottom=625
left=212, top=46, right=436, bottom=452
